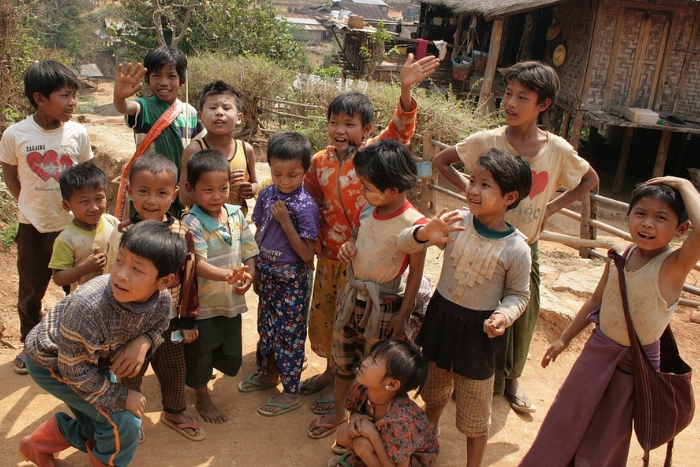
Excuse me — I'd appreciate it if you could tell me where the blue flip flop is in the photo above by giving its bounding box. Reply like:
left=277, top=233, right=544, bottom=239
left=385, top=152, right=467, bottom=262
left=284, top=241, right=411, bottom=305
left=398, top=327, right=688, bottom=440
left=257, top=397, right=302, bottom=417
left=311, top=395, right=335, bottom=415
left=237, top=374, right=279, bottom=393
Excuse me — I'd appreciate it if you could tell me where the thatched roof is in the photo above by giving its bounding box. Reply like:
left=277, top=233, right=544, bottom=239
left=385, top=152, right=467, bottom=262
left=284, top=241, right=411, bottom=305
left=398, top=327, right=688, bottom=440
left=421, top=0, right=571, bottom=19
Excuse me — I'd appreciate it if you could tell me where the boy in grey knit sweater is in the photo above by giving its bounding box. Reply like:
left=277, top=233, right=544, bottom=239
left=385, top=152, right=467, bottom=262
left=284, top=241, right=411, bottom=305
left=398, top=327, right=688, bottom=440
left=20, top=221, right=187, bottom=467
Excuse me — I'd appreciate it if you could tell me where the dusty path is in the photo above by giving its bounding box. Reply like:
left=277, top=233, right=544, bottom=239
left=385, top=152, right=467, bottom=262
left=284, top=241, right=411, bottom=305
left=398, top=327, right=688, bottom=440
left=1, top=81, right=700, bottom=466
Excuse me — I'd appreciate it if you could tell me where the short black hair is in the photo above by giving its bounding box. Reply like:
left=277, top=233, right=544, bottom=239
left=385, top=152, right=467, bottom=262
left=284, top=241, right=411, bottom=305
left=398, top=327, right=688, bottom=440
left=186, top=149, right=229, bottom=186
left=628, top=183, right=688, bottom=225
left=501, top=61, right=559, bottom=106
left=199, top=80, right=244, bottom=113
left=369, top=339, right=427, bottom=396
left=143, top=46, right=187, bottom=85
left=23, top=60, right=81, bottom=109
left=327, top=91, right=374, bottom=127
left=119, top=220, right=187, bottom=278
left=354, top=139, right=417, bottom=193
left=129, top=153, right=178, bottom=187
left=475, top=148, right=532, bottom=210
left=267, top=131, right=312, bottom=171
left=59, top=164, right=107, bottom=201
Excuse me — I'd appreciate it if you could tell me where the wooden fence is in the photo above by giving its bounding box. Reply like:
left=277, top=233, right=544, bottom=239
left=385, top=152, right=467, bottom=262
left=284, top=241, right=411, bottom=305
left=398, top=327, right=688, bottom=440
left=415, top=132, right=700, bottom=307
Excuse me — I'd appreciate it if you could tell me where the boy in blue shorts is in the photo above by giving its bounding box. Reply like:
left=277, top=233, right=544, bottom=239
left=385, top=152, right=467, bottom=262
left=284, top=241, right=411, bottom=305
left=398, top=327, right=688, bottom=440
left=50, top=164, right=119, bottom=292
left=0, top=60, right=94, bottom=375
left=19, top=221, right=187, bottom=467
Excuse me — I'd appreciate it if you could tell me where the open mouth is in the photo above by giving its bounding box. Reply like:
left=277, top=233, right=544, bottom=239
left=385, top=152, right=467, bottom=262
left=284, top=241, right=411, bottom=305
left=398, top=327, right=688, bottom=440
left=638, top=231, right=655, bottom=240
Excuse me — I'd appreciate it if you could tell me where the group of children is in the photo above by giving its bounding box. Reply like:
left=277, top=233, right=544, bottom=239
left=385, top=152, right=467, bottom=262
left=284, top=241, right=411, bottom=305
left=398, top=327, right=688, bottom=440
left=4, top=44, right=699, bottom=467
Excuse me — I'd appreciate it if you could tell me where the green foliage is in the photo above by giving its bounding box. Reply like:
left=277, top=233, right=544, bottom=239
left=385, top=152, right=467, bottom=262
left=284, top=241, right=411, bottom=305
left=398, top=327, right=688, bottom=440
left=22, top=0, right=102, bottom=62
left=0, top=221, right=18, bottom=249
left=77, top=102, right=99, bottom=114
left=360, top=20, right=399, bottom=77
left=120, top=0, right=306, bottom=69
left=314, top=66, right=343, bottom=80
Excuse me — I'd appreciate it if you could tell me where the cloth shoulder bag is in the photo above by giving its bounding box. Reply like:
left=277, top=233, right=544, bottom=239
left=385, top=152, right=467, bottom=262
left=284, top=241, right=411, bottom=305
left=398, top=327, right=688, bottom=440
left=608, top=248, right=694, bottom=467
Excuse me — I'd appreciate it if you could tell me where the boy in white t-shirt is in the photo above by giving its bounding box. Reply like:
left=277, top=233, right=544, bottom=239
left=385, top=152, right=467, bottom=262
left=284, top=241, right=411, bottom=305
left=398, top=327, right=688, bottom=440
left=0, top=60, right=93, bottom=375
left=49, top=164, right=119, bottom=292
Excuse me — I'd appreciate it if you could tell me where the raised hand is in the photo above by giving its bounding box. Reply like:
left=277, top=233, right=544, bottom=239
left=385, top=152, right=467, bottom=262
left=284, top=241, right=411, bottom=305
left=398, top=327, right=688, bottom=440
left=400, top=53, right=441, bottom=88
left=114, top=63, right=147, bottom=100
left=415, top=208, right=466, bottom=244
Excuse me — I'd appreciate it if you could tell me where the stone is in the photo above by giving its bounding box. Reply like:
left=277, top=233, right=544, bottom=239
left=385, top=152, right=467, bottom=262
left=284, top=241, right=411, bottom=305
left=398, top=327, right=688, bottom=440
left=690, top=310, right=700, bottom=324
left=552, top=266, right=605, bottom=298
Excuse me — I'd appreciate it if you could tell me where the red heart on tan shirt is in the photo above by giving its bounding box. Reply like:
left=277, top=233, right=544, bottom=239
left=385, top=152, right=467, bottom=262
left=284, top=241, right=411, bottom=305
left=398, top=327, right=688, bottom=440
left=27, top=150, right=74, bottom=182
left=529, top=170, right=549, bottom=199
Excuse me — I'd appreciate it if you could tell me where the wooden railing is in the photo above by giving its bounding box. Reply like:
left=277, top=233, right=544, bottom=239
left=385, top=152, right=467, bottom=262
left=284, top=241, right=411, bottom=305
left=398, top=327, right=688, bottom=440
left=415, top=131, right=700, bottom=307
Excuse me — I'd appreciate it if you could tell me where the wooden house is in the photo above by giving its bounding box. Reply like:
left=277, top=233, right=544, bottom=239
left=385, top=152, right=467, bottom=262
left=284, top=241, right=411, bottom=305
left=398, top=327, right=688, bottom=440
left=419, top=0, right=700, bottom=189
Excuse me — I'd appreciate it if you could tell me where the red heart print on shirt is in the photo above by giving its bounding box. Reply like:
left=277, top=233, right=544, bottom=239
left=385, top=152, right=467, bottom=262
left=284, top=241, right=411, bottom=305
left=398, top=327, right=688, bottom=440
left=27, top=150, right=74, bottom=182
left=529, top=170, right=549, bottom=199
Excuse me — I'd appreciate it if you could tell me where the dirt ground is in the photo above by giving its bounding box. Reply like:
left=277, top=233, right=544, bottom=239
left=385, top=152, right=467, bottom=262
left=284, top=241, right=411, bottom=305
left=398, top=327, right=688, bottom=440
left=1, top=82, right=700, bottom=466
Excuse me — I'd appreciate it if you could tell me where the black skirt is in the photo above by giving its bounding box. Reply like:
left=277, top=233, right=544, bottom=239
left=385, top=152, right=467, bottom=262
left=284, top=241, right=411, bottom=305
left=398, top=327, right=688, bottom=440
left=416, top=291, right=506, bottom=380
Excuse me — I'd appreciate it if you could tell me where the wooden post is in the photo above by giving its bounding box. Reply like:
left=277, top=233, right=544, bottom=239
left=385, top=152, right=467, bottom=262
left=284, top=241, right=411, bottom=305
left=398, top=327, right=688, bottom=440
left=561, top=111, right=571, bottom=139
left=419, top=130, right=440, bottom=217
left=568, top=111, right=585, bottom=151
left=478, top=17, right=504, bottom=115
left=579, top=184, right=598, bottom=258
left=652, top=130, right=672, bottom=177
left=612, top=127, right=634, bottom=193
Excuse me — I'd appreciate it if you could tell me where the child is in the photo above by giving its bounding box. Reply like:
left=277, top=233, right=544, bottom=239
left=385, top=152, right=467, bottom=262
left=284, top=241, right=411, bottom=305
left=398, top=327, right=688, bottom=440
left=302, top=53, right=440, bottom=414
left=19, top=221, right=187, bottom=467
left=182, top=149, right=258, bottom=424
left=432, top=61, right=599, bottom=412
left=50, top=164, right=119, bottom=292
left=236, top=132, right=319, bottom=416
left=398, top=149, right=533, bottom=467
left=0, top=60, right=94, bottom=375
left=179, top=80, right=258, bottom=213
left=331, top=339, right=439, bottom=467
left=519, top=177, right=700, bottom=467
left=113, top=46, right=205, bottom=217
left=308, top=139, right=428, bottom=439
left=104, top=153, right=203, bottom=442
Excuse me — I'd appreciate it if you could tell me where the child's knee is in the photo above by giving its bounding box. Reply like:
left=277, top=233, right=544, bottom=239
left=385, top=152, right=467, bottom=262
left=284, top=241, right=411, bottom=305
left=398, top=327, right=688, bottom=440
left=353, top=436, right=375, bottom=459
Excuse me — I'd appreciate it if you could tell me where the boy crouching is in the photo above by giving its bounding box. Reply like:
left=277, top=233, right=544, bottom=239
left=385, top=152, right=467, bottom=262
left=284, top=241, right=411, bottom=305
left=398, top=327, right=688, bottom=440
left=19, top=221, right=187, bottom=467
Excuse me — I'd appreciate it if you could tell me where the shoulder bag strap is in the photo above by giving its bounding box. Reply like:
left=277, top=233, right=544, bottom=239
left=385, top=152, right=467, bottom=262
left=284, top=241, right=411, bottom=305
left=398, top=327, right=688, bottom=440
left=113, top=101, right=182, bottom=220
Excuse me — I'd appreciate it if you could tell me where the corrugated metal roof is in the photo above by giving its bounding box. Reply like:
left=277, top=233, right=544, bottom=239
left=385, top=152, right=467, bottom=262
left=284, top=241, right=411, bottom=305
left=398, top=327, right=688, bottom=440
left=333, top=1, right=392, bottom=21
left=421, top=0, right=572, bottom=19
left=346, top=0, right=389, bottom=6
left=79, top=64, right=103, bottom=78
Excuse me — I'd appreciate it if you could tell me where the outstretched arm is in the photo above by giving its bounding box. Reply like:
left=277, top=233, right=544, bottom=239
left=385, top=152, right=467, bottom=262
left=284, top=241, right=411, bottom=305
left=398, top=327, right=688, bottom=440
left=399, top=53, right=440, bottom=111
left=113, top=63, right=147, bottom=116
left=542, top=258, right=610, bottom=367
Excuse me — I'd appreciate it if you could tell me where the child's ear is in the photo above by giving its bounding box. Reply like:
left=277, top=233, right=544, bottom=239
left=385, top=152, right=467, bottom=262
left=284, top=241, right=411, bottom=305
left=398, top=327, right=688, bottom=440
left=386, top=187, right=399, bottom=196
left=504, top=190, right=520, bottom=207
left=157, top=273, right=176, bottom=291
left=33, top=92, right=47, bottom=107
left=676, top=220, right=691, bottom=237
left=172, top=185, right=180, bottom=201
left=61, top=200, right=71, bottom=213
left=385, top=378, right=401, bottom=392
left=185, top=182, right=194, bottom=195
left=236, top=112, right=243, bottom=126
left=362, top=123, right=372, bottom=139
left=538, top=98, right=553, bottom=112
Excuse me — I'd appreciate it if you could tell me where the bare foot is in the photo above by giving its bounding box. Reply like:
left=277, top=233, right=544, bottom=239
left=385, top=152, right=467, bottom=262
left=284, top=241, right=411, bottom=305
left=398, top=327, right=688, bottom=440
left=194, top=387, right=229, bottom=424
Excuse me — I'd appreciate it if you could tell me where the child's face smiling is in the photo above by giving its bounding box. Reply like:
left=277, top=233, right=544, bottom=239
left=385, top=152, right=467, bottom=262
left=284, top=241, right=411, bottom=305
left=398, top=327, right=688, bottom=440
left=502, top=79, right=551, bottom=127
left=33, top=87, right=77, bottom=129
left=188, top=170, right=230, bottom=218
left=270, top=158, right=305, bottom=194
left=199, top=94, right=241, bottom=136
left=327, top=111, right=371, bottom=153
left=146, top=64, right=181, bottom=104
left=628, top=196, right=683, bottom=254
left=63, top=187, right=107, bottom=231
left=111, top=246, right=169, bottom=303
left=128, top=170, right=178, bottom=221
left=466, top=164, right=512, bottom=227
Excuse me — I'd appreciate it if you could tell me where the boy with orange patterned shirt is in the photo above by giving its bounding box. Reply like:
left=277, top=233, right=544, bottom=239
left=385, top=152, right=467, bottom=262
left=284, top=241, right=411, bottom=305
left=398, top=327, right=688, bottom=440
left=301, top=54, right=439, bottom=415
